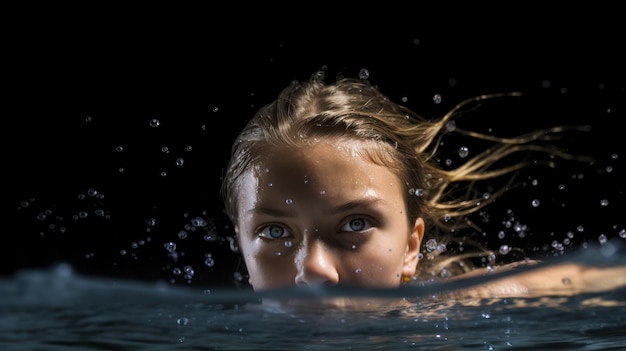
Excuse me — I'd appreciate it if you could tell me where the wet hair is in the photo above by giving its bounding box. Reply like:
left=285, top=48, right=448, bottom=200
left=221, top=69, right=591, bottom=278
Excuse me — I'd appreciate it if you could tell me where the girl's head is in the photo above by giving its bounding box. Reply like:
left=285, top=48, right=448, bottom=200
left=223, top=77, right=432, bottom=233
left=221, top=71, right=590, bottom=291
left=221, top=77, right=431, bottom=290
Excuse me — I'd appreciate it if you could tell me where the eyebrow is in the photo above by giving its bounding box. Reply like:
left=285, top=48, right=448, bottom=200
left=331, top=198, right=386, bottom=214
left=247, top=198, right=386, bottom=217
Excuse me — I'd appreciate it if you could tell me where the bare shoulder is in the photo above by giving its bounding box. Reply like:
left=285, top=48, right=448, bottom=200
left=450, top=260, right=626, bottom=299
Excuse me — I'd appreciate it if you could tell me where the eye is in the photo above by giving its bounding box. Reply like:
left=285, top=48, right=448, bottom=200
left=340, top=217, right=374, bottom=232
left=258, top=225, right=290, bottom=239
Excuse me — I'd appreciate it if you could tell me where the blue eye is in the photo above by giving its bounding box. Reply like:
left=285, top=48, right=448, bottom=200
left=258, top=225, right=289, bottom=239
left=340, top=218, right=373, bottom=232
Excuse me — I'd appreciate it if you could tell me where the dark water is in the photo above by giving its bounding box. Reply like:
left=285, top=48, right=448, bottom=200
left=3, top=245, right=626, bottom=351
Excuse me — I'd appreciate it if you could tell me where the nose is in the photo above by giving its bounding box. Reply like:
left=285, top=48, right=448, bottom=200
left=294, top=239, right=339, bottom=287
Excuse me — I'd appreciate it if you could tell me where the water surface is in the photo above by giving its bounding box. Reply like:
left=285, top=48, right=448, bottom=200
left=3, top=244, right=625, bottom=350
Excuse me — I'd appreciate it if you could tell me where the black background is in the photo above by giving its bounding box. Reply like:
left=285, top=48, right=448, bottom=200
left=6, top=7, right=625, bottom=288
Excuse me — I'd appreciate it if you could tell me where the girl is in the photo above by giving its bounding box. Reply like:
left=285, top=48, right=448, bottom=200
left=220, top=69, right=626, bottom=308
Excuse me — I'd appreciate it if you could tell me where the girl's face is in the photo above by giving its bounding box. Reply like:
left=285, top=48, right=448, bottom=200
left=235, top=140, right=424, bottom=293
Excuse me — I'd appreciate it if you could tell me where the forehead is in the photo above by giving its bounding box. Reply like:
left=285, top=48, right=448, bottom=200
left=236, top=140, right=405, bottom=212
left=254, top=139, right=385, bottom=182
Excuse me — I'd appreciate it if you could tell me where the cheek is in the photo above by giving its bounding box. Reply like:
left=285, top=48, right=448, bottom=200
left=242, top=241, right=298, bottom=288
left=342, top=245, right=404, bottom=283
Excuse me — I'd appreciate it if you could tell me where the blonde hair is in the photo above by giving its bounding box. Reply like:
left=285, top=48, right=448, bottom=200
left=221, top=70, right=591, bottom=279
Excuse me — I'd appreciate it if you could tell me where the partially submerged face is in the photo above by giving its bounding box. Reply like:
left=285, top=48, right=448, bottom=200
left=234, top=138, right=424, bottom=294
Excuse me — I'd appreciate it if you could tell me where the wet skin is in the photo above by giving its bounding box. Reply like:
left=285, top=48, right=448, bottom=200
left=234, top=139, right=424, bottom=292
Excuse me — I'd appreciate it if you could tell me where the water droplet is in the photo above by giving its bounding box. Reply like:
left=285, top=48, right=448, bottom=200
left=149, top=119, right=160, bottom=128
left=499, top=245, right=511, bottom=255
left=458, top=146, right=469, bottom=158
left=426, top=239, right=437, bottom=252
left=164, top=242, right=177, bottom=252
left=358, top=68, right=370, bottom=80
left=445, top=120, right=456, bottom=132
left=191, top=217, right=207, bottom=227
